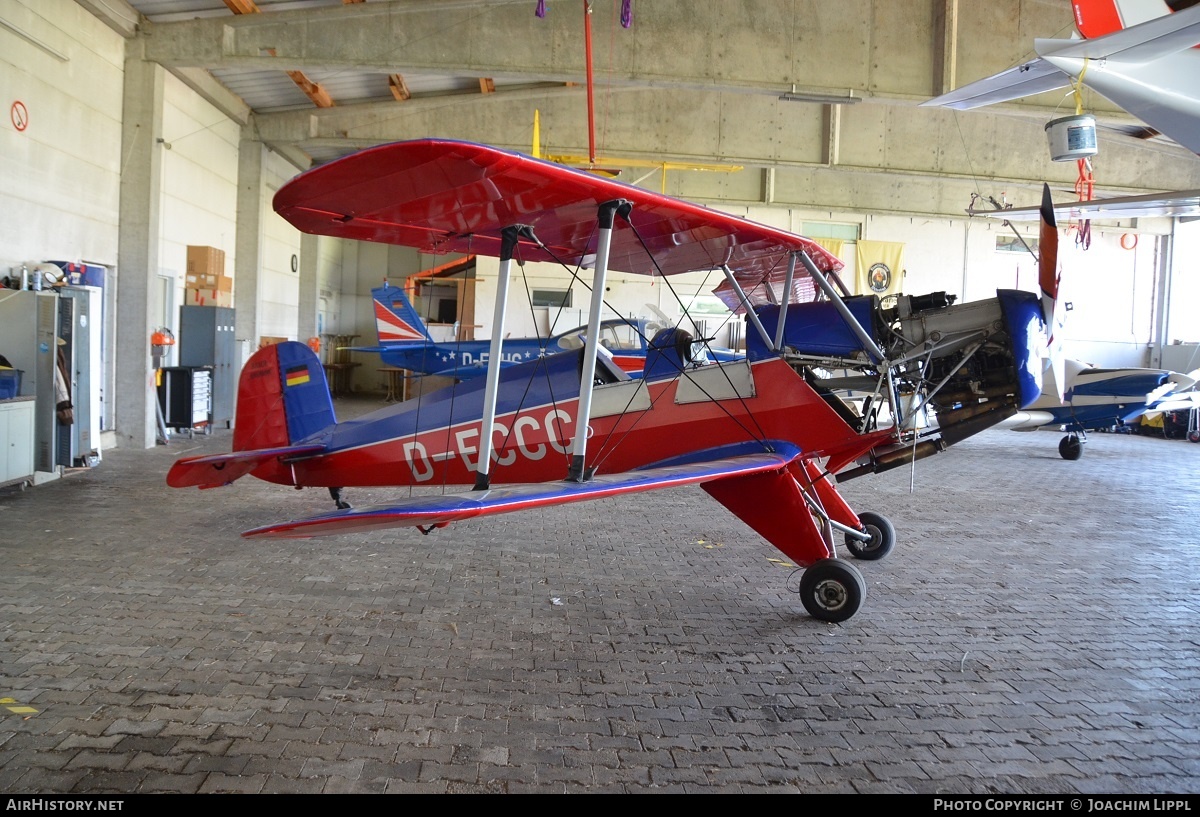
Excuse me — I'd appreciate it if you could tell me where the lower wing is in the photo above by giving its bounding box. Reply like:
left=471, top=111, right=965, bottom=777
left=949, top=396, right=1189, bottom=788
left=243, top=443, right=802, bottom=539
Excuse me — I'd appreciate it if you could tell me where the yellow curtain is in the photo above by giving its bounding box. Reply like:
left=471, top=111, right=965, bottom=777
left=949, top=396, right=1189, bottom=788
left=855, top=240, right=905, bottom=297
left=813, top=238, right=845, bottom=261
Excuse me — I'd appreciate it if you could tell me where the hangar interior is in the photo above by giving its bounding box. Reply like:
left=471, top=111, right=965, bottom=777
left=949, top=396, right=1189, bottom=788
left=2, top=0, right=1199, bottom=461
left=1, top=0, right=1199, bottom=795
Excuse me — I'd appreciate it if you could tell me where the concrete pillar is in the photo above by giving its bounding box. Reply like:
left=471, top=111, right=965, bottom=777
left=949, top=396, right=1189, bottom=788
left=235, top=130, right=264, bottom=349
left=115, top=57, right=165, bottom=450
left=1150, top=229, right=1174, bottom=369
left=297, top=232, right=319, bottom=344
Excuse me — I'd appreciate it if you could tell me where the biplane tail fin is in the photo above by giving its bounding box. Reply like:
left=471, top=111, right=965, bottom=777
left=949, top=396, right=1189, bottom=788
left=370, top=283, right=432, bottom=345
left=232, top=341, right=337, bottom=453
left=166, top=342, right=334, bottom=490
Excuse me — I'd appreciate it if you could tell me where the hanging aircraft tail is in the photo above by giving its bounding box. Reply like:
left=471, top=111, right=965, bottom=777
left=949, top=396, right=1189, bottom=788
left=920, top=2, right=1200, bottom=157
left=166, top=341, right=335, bottom=489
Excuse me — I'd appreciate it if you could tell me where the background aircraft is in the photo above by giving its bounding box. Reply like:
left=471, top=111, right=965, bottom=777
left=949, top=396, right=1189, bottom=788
left=168, top=139, right=1058, bottom=623
left=923, top=0, right=1200, bottom=154
left=924, top=0, right=1200, bottom=223
left=998, top=358, right=1200, bottom=457
left=352, top=282, right=738, bottom=379
left=924, top=0, right=1200, bottom=458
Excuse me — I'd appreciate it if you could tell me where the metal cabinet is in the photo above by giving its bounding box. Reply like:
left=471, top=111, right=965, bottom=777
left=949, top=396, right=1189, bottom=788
left=179, top=305, right=236, bottom=428
left=0, top=397, right=36, bottom=488
left=157, top=367, right=212, bottom=437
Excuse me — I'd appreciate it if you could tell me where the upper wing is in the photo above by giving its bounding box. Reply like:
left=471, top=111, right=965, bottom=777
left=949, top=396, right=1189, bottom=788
left=273, top=139, right=841, bottom=309
left=243, top=443, right=802, bottom=540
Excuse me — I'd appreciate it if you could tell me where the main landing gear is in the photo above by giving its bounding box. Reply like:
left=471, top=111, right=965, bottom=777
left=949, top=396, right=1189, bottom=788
left=1059, top=433, right=1083, bottom=460
left=329, top=487, right=352, bottom=510
left=793, top=510, right=893, bottom=623
left=799, top=558, right=867, bottom=623
left=705, top=464, right=896, bottom=623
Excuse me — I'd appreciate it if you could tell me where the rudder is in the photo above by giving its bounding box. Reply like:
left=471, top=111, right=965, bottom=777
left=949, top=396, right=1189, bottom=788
left=233, top=341, right=336, bottom=452
left=372, top=283, right=432, bottom=344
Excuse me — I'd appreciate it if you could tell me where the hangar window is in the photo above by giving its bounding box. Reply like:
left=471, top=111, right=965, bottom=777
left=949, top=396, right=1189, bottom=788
left=996, top=236, right=1039, bottom=254
left=802, top=222, right=860, bottom=241
left=531, top=288, right=572, bottom=308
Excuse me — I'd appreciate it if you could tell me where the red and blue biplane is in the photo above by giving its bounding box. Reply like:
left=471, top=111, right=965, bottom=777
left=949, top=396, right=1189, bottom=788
left=167, top=139, right=1058, bottom=622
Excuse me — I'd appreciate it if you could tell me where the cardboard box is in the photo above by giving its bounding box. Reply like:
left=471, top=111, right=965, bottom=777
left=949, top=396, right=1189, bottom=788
left=184, top=272, right=233, bottom=291
left=186, top=246, right=226, bottom=280
left=185, top=288, right=233, bottom=308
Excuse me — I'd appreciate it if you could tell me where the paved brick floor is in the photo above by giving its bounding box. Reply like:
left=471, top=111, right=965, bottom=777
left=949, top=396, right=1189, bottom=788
left=0, top=398, right=1197, bottom=793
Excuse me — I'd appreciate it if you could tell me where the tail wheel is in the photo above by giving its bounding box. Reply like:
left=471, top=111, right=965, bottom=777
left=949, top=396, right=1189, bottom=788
left=1059, top=433, right=1083, bottom=460
left=798, top=559, right=866, bottom=623
left=845, top=511, right=896, bottom=561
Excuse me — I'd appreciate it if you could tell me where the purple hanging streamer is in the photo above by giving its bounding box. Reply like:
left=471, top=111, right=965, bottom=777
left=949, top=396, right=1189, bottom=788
left=620, top=0, right=632, bottom=28
left=535, top=0, right=546, bottom=18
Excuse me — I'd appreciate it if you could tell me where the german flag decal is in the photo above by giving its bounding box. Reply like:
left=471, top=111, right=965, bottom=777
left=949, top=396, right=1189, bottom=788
left=285, top=364, right=311, bottom=387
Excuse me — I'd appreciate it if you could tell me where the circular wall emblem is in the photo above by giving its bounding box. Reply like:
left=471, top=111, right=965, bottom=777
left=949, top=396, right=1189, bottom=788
left=11, top=101, right=28, bottom=132
left=868, top=262, right=892, bottom=293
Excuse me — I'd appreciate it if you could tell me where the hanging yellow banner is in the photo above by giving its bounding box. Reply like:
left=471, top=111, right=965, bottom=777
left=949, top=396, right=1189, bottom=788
left=855, top=240, right=905, bottom=298
left=813, top=237, right=845, bottom=262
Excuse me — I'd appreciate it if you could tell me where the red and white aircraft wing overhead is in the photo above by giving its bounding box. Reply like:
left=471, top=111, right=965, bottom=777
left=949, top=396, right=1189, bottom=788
left=274, top=139, right=840, bottom=310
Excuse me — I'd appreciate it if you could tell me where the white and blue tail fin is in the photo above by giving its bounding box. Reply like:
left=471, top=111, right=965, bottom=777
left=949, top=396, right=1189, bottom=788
left=372, top=283, right=432, bottom=345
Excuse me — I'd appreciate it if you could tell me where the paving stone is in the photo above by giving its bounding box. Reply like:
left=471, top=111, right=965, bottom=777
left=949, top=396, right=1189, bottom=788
left=1, top=401, right=1198, bottom=792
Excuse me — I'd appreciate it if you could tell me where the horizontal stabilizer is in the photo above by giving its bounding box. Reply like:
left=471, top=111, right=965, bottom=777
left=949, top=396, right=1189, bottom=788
left=243, top=443, right=803, bottom=539
left=1151, top=393, right=1200, bottom=413
left=167, top=443, right=327, bottom=489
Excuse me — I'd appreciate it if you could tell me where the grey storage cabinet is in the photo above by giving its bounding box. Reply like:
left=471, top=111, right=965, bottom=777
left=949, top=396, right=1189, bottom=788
left=179, top=305, right=236, bottom=428
left=157, top=366, right=212, bottom=436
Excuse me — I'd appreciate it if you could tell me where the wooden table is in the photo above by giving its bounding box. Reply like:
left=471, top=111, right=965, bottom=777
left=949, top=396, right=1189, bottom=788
left=323, top=362, right=360, bottom=397
left=378, top=367, right=411, bottom=402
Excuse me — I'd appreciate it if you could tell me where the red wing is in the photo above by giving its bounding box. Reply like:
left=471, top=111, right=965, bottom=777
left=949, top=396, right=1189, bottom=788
left=242, top=444, right=803, bottom=540
left=273, top=139, right=839, bottom=306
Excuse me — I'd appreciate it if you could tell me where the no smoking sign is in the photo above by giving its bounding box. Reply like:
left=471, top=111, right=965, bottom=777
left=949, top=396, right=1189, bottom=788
left=11, top=101, right=28, bottom=132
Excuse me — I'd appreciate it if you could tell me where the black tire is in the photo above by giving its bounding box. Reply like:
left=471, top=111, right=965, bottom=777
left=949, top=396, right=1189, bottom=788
left=798, top=558, right=866, bottom=623
left=1189, top=430, right=1200, bottom=444
left=1059, top=433, right=1083, bottom=460
left=845, top=511, right=896, bottom=561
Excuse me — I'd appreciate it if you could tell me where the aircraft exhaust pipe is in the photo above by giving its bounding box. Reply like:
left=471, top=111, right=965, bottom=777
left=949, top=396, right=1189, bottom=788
left=935, top=401, right=1017, bottom=447
left=836, top=439, right=945, bottom=481
left=936, top=383, right=1018, bottom=404
left=837, top=399, right=1018, bottom=482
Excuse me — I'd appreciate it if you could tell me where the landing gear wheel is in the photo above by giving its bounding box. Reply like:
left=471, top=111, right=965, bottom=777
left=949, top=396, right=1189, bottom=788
left=845, top=511, right=895, bottom=561
left=1189, top=430, right=1200, bottom=444
left=798, top=559, right=866, bottom=623
left=1059, top=433, right=1083, bottom=460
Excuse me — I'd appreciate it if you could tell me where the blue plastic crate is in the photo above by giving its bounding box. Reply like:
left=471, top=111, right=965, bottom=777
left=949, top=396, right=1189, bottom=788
left=0, top=369, right=22, bottom=400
